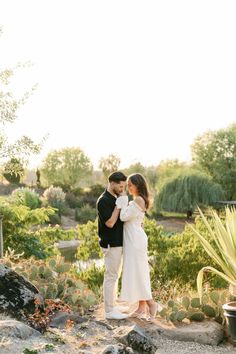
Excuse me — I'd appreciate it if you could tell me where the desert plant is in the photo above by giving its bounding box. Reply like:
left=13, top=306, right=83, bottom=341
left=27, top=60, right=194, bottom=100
left=159, top=289, right=228, bottom=323
left=189, top=207, right=236, bottom=298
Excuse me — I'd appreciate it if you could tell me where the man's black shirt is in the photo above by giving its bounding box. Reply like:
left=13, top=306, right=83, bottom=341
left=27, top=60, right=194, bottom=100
left=96, top=189, right=123, bottom=248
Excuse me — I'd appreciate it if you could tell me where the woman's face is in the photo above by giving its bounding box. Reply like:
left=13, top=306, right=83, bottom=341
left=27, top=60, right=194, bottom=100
left=127, top=179, right=138, bottom=196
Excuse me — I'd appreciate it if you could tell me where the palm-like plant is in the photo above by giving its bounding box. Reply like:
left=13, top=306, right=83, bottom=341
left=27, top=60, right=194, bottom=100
left=189, top=207, right=236, bottom=299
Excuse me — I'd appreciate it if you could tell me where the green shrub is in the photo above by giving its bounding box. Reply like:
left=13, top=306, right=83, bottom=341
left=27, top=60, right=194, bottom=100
left=147, top=217, right=227, bottom=289
left=11, top=187, right=41, bottom=209
left=76, top=220, right=102, bottom=261
left=0, top=202, right=55, bottom=258
left=76, top=262, right=104, bottom=296
left=75, top=204, right=97, bottom=223
left=65, top=192, right=81, bottom=208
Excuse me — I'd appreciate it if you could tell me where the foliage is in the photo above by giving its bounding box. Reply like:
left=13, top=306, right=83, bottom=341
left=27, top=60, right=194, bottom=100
left=0, top=201, right=55, bottom=258
left=189, top=207, right=236, bottom=299
left=76, top=262, right=104, bottom=296
left=159, top=289, right=228, bottom=323
left=3, top=158, right=24, bottom=183
left=11, top=187, right=41, bottom=209
left=154, top=173, right=224, bottom=217
left=43, top=186, right=66, bottom=216
left=33, top=225, right=79, bottom=256
left=75, top=204, right=97, bottom=223
left=156, top=159, right=193, bottom=190
left=76, top=221, right=102, bottom=261
left=26, top=298, right=72, bottom=333
left=3, top=255, right=97, bottom=315
left=98, top=154, right=120, bottom=179
left=41, top=147, right=93, bottom=188
left=0, top=43, right=42, bottom=170
left=191, top=123, right=236, bottom=199
left=145, top=218, right=226, bottom=289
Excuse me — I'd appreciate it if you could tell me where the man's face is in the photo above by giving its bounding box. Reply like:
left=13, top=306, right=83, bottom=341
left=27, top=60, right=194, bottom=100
left=111, top=181, right=126, bottom=196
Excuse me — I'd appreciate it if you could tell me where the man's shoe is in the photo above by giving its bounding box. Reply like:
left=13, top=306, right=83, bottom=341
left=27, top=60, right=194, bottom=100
left=113, top=305, right=129, bottom=313
left=105, top=310, right=128, bottom=320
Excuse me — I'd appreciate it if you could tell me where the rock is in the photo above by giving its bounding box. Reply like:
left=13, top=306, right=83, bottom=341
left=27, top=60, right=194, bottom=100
left=100, top=343, right=134, bottom=354
left=0, top=264, right=42, bottom=318
left=0, top=319, right=40, bottom=339
left=49, top=311, right=87, bottom=328
left=114, top=325, right=157, bottom=353
left=146, top=320, right=224, bottom=346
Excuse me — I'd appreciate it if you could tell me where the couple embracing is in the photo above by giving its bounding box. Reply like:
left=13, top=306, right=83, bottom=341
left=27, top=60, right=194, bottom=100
left=96, top=171, right=162, bottom=321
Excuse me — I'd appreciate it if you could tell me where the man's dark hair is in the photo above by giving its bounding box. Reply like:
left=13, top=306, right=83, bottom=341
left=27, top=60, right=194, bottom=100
left=108, top=171, right=127, bottom=183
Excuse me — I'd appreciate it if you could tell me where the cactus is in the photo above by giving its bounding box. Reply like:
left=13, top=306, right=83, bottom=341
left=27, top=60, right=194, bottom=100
left=167, top=300, right=175, bottom=308
left=3, top=255, right=97, bottom=312
left=182, top=296, right=190, bottom=310
left=201, top=293, right=209, bottom=305
left=210, top=290, right=220, bottom=305
left=202, top=304, right=216, bottom=318
left=188, top=311, right=205, bottom=321
left=191, top=297, right=201, bottom=308
left=159, top=308, right=168, bottom=317
left=169, top=311, right=177, bottom=322
left=48, top=258, right=57, bottom=269
left=176, top=310, right=187, bottom=321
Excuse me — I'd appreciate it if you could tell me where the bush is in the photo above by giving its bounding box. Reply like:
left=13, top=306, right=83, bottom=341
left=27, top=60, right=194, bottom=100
left=11, top=187, right=41, bottom=209
left=75, top=204, right=97, bottom=223
left=0, top=202, right=55, bottom=259
left=76, top=262, right=104, bottom=296
left=76, top=220, right=102, bottom=261
left=146, top=217, right=227, bottom=289
left=43, top=186, right=66, bottom=216
left=65, top=192, right=81, bottom=208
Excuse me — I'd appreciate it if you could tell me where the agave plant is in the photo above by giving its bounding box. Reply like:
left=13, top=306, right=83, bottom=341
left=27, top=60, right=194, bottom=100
left=189, top=207, right=236, bottom=299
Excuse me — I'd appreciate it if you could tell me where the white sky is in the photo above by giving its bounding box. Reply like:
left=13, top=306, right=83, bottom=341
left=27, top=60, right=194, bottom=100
left=0, top=0, right=236, bottom=169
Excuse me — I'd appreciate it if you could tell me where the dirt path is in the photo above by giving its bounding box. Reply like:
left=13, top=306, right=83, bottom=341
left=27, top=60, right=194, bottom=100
left=157, top=217, right=194, bottom=233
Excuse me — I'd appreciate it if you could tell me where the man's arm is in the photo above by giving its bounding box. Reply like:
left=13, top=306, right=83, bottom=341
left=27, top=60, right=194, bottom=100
left=105, top=206, right=120, bottom=228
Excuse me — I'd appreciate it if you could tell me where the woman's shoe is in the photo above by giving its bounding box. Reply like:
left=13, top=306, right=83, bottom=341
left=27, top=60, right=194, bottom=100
left=129, top=310, right=146, bottom=319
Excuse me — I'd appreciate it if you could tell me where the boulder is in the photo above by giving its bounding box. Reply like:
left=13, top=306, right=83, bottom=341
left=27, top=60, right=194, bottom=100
left=0, top=319, right=40, bottom=339
left=114, top=325, right=157, bottom=353
left=0, top=264, right=42, bottom=318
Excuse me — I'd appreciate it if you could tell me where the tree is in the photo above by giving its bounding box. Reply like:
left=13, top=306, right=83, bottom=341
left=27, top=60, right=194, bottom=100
left=154, top=173, right=225, bottom=218
left=0, top=29, right=41, bottom=173
left=123, top=162, right=145, bottom=176
left=98, top=154, right=121, bottom=179
left=41, top=147, right=93, bottom=188
left=191, top=124, right=236, bottom=200
left=156, top=159, right=192, bottom=190
left=3, top=158, right=24, bottom=183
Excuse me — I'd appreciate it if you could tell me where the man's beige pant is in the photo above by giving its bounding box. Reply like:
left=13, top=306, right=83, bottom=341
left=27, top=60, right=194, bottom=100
left=102, top=246, right=123, bottom=313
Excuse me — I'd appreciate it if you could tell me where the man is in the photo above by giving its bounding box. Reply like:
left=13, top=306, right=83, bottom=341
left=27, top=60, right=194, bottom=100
left=96, top=171, right=129, bottom=320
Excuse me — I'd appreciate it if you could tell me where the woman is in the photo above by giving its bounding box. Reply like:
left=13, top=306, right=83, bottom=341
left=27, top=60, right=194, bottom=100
left=115, top=173, right=162, bottom=321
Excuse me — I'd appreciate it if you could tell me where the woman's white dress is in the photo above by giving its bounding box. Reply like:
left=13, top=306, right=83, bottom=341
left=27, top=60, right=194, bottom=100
left=116, top=195, right=152, bottom=303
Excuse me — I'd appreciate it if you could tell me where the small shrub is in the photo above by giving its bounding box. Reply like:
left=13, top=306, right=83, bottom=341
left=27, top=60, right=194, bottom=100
left=43, top=186, right=66, bottom=216
left=75, top=204, right=97, bottom=223
left=65, top=192, right=81, bottom=208
left=11, top=187, right=41, bottom=209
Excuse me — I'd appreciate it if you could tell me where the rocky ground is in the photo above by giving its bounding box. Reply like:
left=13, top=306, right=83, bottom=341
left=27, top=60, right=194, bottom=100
left=0, top=304, right=236, bottom=354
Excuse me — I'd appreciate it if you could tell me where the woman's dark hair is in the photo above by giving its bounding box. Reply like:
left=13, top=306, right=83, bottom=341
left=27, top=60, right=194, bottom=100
left=128, top=173, right=150, bottom=209
left=108, top=171, right=127, bottom=183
